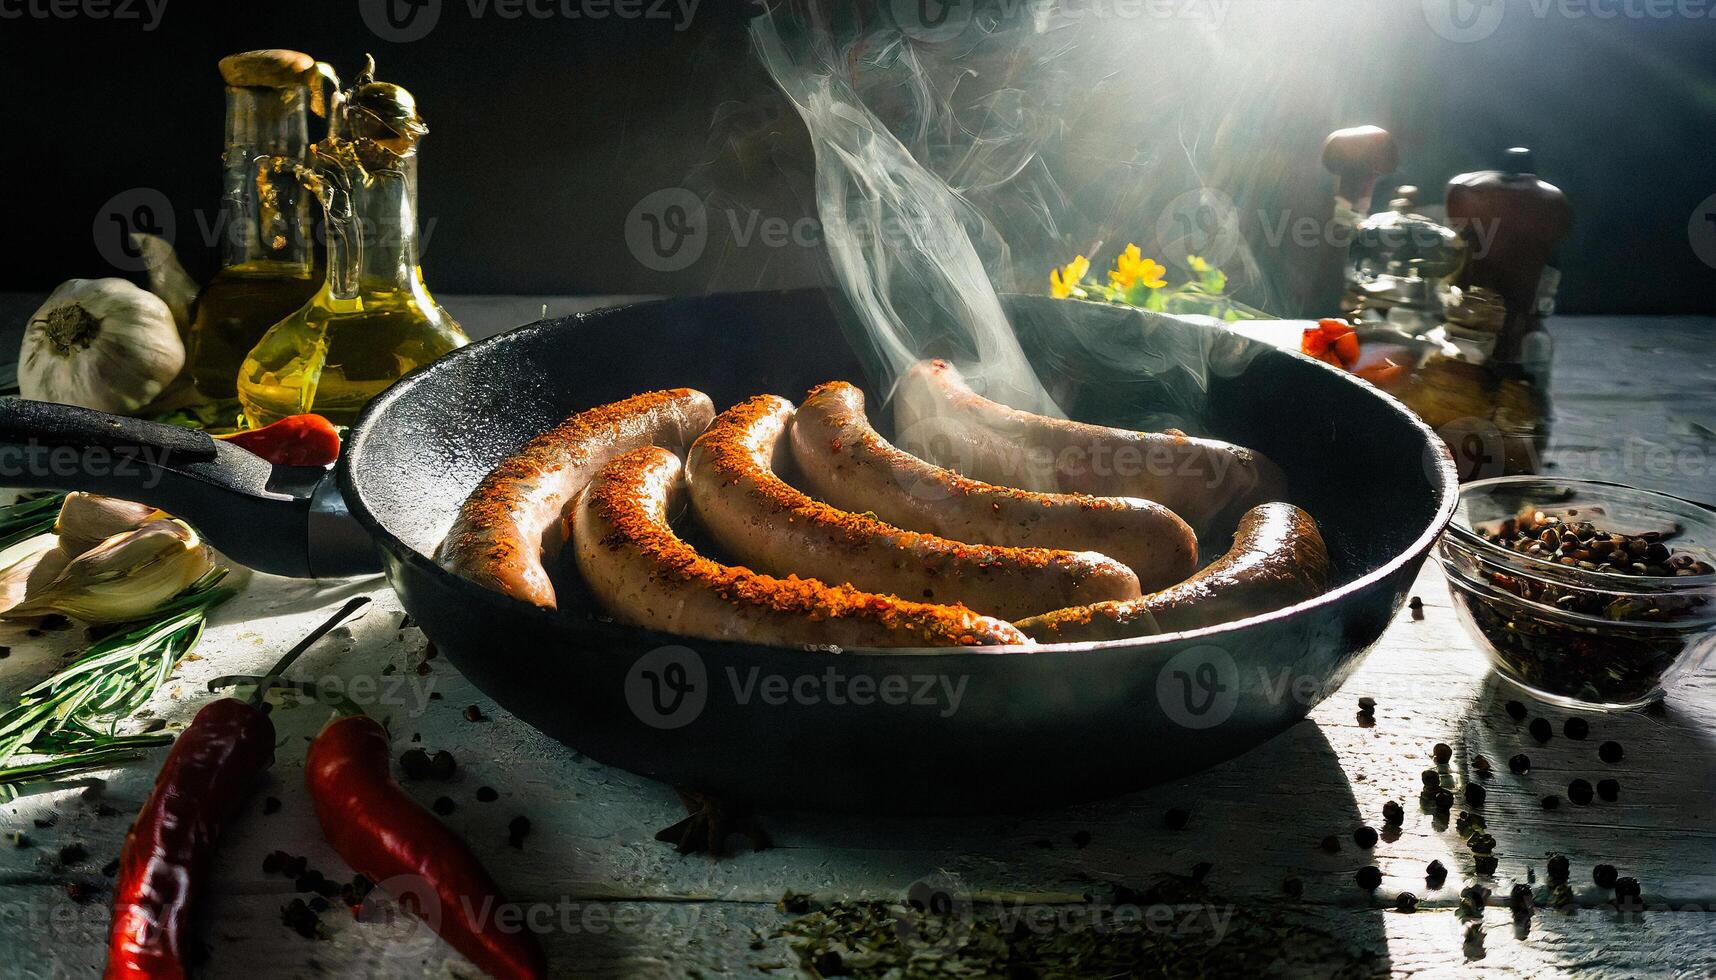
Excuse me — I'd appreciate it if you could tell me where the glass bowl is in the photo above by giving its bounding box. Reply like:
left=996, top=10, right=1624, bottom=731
left=1436, top=477, right=1716, bottom=709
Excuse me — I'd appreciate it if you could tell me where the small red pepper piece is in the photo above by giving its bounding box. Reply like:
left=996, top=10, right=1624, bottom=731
left=218, top=414, right=341, bottom=467
left=104, top=698, right=275, bottom=980
left=306, top=715, right=548, bottom=980
left=1302, top=319, right=1361, bottom=369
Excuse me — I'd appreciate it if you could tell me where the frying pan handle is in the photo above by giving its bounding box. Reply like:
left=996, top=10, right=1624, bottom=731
left=0, top=398, right=379, bottom=578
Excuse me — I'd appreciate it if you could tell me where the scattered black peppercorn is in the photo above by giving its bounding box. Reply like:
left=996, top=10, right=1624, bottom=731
left=1467, top=832, right=1496, bottom=855
left=1356, top=866, right=1382, bottom=891
left=1509, top=753, right=1531, bottom=775
left=1395, top=892, right=1419, bottom=912
left=65, top=882, right=93, bottom=905
left=508, top=815, right=532, bottom=849
left=399, top=748, right=432, bottom=779
left=295, top=870, right=324, bottom=894
left=1433, top=789, right=1454, bottom=812
left=1354, top=826, right=1378, bottom=849
left=0, top=646, right=9, bottom=659
left=101, top=857, right=120, bottom=877
left=1505, top=700, right=1528, bottom=721
left=812, top=951, right=845, bottom=977
left=1599, top=740, right=1624, bottom=764
left=1357, top=696, right=1377, bottom=711
left=1597, top=778, right=1619, bottom=802
left=1425, top=860, right=1448, bottom=888
left=476, top=786, right=499, bottom=803
left=1465, top=784, right=1487, bottom=808
left=261, top=796, right=282, bottom=815
left=463, top=704, right=485, bottom=723
left=1280, top=876, right=1303, bottom=899
left=1529, top=718, right=1553, bottom=744
left=1382, top=800, right=1404, bottom=826
left=1475, top=855, right=1499, bottom=875
left=1433, top=743, right=1453, bottom=765
left=1614, top=876, right=1641, bottom=900
left=432, top=796, right=456, bottom=816
left=281, top=898, right=319, bottom=939
left=262, top=851, right=283, bottom=875
left=308, top=896, right=331, bottom=915
left=1593, top=864, right=1619, bottom=889
left=1509, top=883, right=1534, bottom=917
left=1472, top=755, right=1492, bottom=776
left=285, top=854, right=308, bottom=878
left=1547, top=854, right=1570, bottom=884
left=430, top=749, right=457, bottom=781
left=1563, top=717, right=1589, bottom=740
left=58, top=843, right=87, bottom=866
left=1568, top=779, right=1595, bottom=806
left=1163, top=808, right=1189, bottom=831
left=1541, top=795, right=1560, bottom=810
left=1319, top=835, right=1340, bottom=854
left=1409, top=596, right=1424, bottom=620
left=1421, top=768, right=1440, bottom=789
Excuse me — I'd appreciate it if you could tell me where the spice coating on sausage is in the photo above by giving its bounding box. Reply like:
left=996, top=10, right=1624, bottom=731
left=790, top=381, right=1199, bottom=591
left=893, top=359, right=1287, bottom=534
left=438, top=389, right=716, bottom=609
left=685, top=395, right=1141, bottom=620
left=573, top=447, right=1027, bottom=647
left=1016, top=503, right=1330, bottom=642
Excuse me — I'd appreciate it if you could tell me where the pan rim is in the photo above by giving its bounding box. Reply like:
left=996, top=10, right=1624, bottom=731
left=339, top=290, right=1459, bottom=659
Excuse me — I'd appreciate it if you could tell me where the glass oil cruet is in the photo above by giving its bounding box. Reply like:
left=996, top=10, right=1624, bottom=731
left=237, top=55, right=467, bottom=429
left=186, top=49, right=334, bottom=400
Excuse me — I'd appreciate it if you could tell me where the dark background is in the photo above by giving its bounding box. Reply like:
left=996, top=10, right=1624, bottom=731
left=2, top=0, right=1713, bottom=317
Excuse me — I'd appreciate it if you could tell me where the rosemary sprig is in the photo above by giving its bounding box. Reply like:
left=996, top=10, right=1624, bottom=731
left=0, top=493, right=66, bottom=552
left=0, top=567, right=236, bottom=799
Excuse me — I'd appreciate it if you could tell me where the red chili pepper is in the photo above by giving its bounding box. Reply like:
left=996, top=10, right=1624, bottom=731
left=306, top=714, right=547, bottom=980
left=104, top=698, right=273, bottom=980
left=218, top=414, right=341, bottom=467
left=103, top=598, right=370, bottom=980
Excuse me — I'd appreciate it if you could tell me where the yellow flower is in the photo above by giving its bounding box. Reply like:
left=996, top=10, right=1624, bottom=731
left=1187, top=255, right=1212, bottom=274
left=1050, top=255, right=1090, bottom=298
left=1110, top=244, right=1168, bottom=290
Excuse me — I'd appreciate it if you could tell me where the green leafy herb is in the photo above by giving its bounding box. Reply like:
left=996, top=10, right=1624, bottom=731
left=0, top=568, right=235, bottom=799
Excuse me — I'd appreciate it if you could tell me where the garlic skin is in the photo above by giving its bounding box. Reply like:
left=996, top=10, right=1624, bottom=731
left=130, top=233, right=199, bottom=332
left=19, top=278, right=186, bottom=414
left=54, top=492, right=162, bottom=558
left=0, top=535, right=59, bottom=616
left=2, top=518, right=212, bottom=624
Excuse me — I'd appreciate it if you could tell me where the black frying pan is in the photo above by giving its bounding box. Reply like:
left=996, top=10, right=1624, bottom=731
left=0, top=290, right=1457, bottom=813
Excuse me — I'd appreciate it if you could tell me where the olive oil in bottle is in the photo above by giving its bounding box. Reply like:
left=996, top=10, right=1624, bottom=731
left=237, top=58, right=466, bottom=428
left=187, top=50, right=328, bottom=400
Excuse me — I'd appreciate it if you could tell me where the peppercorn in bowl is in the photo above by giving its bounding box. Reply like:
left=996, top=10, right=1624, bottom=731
left=1438, top=477, right=1716, bottom=709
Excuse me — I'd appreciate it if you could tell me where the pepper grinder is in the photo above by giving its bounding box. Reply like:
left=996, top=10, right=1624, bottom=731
left=1444, top=148, right=1572, bottom=365
left=1317, top=126, right=1400, bottom=315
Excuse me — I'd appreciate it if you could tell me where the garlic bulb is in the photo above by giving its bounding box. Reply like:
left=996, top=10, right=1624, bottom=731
left=130, top=233, right=199, bottom=332
left=2, top=518, right=212, bottom=624
left=19, top=278, right=185, bottom=414
left=54, top=492, right=162, bottom=557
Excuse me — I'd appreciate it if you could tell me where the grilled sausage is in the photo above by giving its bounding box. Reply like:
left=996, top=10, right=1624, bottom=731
left=893, top=359, right=1287, bottom=534
left=685, top=395, right=1141, bottom=620
left=574, top=448, right=1027, bottom=647
left=438, top=389, right=716, bottom=608
left=790, top=381, right=1199, bottom=591
left=1016, top=503, right=1330, bottom=642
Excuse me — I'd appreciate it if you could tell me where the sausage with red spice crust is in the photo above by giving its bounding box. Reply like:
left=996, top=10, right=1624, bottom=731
left=1016, top=503, right=1330, bottom=642
left=573, top=447, right=1026, bottom=647
left=685, top=395, right=1141, bottom=621
left=790, top=381, right=1199, bottom=591
left=437, top=389, right=715, bottom=608
left=893, top=359, right=1286, bottom=534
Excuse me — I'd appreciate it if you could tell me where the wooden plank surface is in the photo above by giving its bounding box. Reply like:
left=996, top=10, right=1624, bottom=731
left=0, top=304, right=1711, bottom=977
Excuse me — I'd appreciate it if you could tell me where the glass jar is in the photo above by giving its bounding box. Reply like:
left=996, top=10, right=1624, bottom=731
left=186, top=50, right=328, bottom=400
left=237, top=60, right=466, bottom=428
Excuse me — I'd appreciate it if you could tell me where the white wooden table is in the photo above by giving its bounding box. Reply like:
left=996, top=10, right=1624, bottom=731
left=2, top=301, right=1714, bottom=978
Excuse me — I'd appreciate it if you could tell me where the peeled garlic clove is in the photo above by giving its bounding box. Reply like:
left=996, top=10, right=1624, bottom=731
left=3, top=518, right=212, bottom=624
left=54, top=492, right=163, bottom=558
